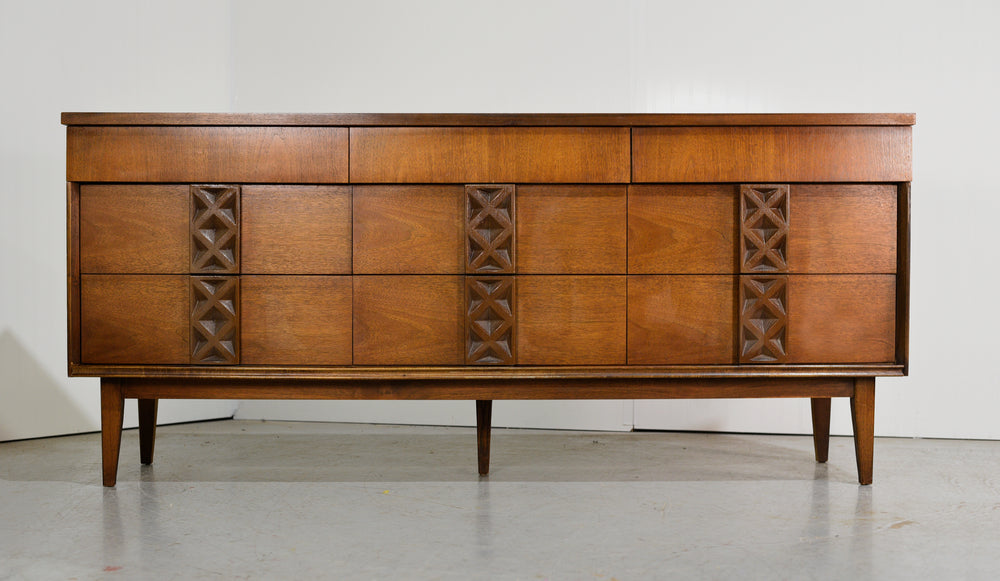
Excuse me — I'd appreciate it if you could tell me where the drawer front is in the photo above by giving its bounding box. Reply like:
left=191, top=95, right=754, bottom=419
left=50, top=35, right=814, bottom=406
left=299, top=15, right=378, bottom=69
left=353, top=186, right=465, bottom=274
left=353, top=276, right=464, bottom=365
left=68, top=126, right=349, bottom=183
left=242, top=185, right=352, bottom=274
left=517, top=276, right=626, bottom=365
left=786, top=275, right=896, bottom=363
left=517, top=185, right=627, bottom=274
left=81, top=275, right=189, bottom=364
left=633, top=126, right=911, bottom=182
left=350, top=127, right=630, bottom=183
left=628, top=185, right=736, bottom=274
left=789, top=184, right=896, bottom=274
left=241, top=276, right=352, bottom=365
left=80, top=185, right=189, bottom=274
left=628, top=275, right=735, bottom=364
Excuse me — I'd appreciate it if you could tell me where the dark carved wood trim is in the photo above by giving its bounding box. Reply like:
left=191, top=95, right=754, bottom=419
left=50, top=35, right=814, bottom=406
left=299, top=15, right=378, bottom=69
left=740, top=275, right=788, bottom=363
left=466, top=184, right=515, bottom=273
left=190, top=276, right=240, bottom=364
left=190, top=185, right=240, bottom=273
left=466, top=277, right=516, bottom=365
left=741, top=184, right=789, bottom=273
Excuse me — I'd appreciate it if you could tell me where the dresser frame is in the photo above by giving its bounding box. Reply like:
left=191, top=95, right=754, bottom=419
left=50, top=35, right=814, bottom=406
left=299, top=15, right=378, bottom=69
left=63, top=113, right=913, bottom=486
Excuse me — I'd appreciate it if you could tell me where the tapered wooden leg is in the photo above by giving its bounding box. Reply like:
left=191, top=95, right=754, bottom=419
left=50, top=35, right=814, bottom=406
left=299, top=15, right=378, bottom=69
left=476, top=400, right=492, bottom=476
left=100, top=378, right=125, bottom=487
left=138, top=398, right=158, bottom=465
left=810, top=397, right=831, bottom=463
left=850, top=378, right=876, bottom=485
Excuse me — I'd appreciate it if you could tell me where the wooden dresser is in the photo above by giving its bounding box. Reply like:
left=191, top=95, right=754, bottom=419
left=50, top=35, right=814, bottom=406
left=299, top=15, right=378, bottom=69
left=63, top=113, right=913, bottom=486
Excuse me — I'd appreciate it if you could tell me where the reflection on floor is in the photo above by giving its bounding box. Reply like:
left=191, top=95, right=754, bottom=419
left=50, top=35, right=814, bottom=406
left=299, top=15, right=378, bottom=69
left=1, top=420, right=998, bottom=580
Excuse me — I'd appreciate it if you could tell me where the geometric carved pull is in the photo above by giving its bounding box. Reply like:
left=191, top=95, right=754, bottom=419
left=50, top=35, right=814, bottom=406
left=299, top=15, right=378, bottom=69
left=740, top=184, right=789, bottom=273
left=466, top=184, right=515, bottom=274
left=191, top=185, right=240, bottom=273
left=466, top=277, right=516, bottom=365
left=739, top=275, right=788, bottom=364
left=191, top=276, right=239, bottom=364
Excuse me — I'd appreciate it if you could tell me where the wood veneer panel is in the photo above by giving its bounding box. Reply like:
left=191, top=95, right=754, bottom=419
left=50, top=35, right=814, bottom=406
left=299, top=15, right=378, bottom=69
left=354, top=186, right=464, bottom=274
left=628, top=276, right=735, bottom=364
left=628, top=185, right=736, bottom=274
left=787, top=275, right=896, bottom=363
left=68, top=183, right=81, bottom=364
left=517, top=276, right=626, bottom=365
left=241, top=276, right=352, bottom=365
left=789, top=185, right=897, bottom=274
left=516, top=185, right=627, bottom=274
left=81, top=275, right=188, bottom=364
left=633, top=126, right=912, bottom=182
left=350, top=127, right=630, bottom=183
left=64, top=112, right=916, bottom=127
left=353, top=276, right=464, bottom=365
left=80, top=185, right=189, bottom=273
left=242, top=186, right=352, bottom=274
left=120, top=377, right=856, bottom=400
left=67, top=126, right=349, bottom=183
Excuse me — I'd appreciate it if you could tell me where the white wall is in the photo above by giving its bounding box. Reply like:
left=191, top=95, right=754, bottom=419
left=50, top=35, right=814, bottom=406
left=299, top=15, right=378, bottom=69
left=4, top=0, right=998, bottom=441
left=0, top=1, right=238, bottom=441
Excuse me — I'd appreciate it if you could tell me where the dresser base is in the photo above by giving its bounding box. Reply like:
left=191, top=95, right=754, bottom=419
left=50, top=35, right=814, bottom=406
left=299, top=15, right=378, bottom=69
left=98, top=377, right=876, bottom=486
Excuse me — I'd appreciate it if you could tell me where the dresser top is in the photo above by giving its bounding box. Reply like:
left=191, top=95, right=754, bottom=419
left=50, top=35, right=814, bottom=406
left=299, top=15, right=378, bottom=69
left=61, top=112, right=915, bottom=127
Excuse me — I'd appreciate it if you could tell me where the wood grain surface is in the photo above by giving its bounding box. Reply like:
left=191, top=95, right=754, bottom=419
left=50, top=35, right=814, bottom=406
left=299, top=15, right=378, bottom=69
left=517, top=276, right=626, bottom=365
left=80, top=185, right=189, bottom=273
left=633, top=126, right=912, bottom=182
left=789, top=184, right=897, bottom=274
left=353, top=186, right=464, bottom=274
left=628, top=275, right=735, bottom=364
left=118, top=377, right=857, bottom=400
left=81, top=275, right=189, bottom=364
left=241, top=276, right=353, bottom=365
left=628, top=185, right=736, bottom=273
left=353, top=275, right=464, bottom=365
left=788, top=275, right=896, bottom=363
left=517, top=185, right=627, bottom=274
left=242, top=185, right=352, bottom=274
left=350, top=127, right=630, bottom=183
left=67, top=126, right=349, bottom=183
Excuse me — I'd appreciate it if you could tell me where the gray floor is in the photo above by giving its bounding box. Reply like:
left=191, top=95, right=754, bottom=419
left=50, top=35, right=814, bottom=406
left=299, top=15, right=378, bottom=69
left=1, top=421, right=998, bottom=580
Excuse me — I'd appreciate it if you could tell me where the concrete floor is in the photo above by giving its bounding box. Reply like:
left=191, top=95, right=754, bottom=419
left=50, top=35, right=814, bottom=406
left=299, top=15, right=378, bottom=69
left=1, top=421, right=998, bottom=580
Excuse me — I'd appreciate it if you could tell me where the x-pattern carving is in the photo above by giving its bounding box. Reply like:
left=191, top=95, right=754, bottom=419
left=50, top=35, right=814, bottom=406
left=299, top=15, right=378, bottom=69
left=741, top=185, right=789, bottom=273
left=466, top=277, right=515, bottom=364
left=740, top=275, right=788, bottom=363
left=191, top=277, right=239, bottom=364
left=466, top=185, right=515, bottom=273
left=191, top=185, right=240, bottom=273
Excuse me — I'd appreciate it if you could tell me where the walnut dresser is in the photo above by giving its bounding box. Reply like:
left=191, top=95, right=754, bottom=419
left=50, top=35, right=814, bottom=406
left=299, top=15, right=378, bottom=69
left=63, top=113, right=913, bottom=486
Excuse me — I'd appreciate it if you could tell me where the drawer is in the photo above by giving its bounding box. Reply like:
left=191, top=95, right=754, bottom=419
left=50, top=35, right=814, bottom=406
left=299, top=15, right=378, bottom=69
left=350, top=127, right=630, bottom=183
left=241, top=276, right=352, bottom=365
left=353, top=276, right=464, bottom=365
left=786, top=275, right=896, bottom=363
left=353, top=186, right=465, bottom=274
left=633, top=126, right=911, bottom=182
left=628, top=185, right=736, bottom=274
left=242, top=185, right=352, bottom=274
left=628, top=276, right=735, bottom=364
left=789, top=185, right=896, bottom=273
left=81, top=275, right=189, bottom=364
left=80, top=185, right=189, bottom=274
left=517, top=185, right=627, bottom=274
left=517, top=276, right=626, bottom=365
left=68, top=126, right=349, bottom=183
